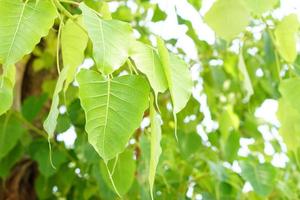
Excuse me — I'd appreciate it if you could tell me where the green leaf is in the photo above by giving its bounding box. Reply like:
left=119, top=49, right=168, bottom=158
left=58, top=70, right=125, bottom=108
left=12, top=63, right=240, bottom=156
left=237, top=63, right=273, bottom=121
left=0, top=142, right=23, bottom=178
left=238, top=52, right=254, bottom=102
left=43, top=18, right=88, bottom=137
left=156, top=38, right=193, bottom=114
left=100, top=149, right=136, bottom=196
left=243, top=0, right=278, bottom=15
left=0, top=65, right=16, bottom=115
left=80, top=3, right=133, bottom=74
left=130, top=41, right=167, bottom=99
left=204, top=0, right=250, bottom=41
left=77, top=69, right=150, bottom=162
left=277, top=78, right=300, bottom=151
left=274, top=14, right=299, bottom=63
left=29, top=139, right=67, bottom=177
left=21, top=94, right=48, bottom=122
left=62, top=18, right=88, bottom=92
left=0, top=113, right=24, bottom=159
left=152, top=5, right=167, bottom=22
left=0, top=0, right=56, bottom=66
left=224, top=131, right=240, bottom=162
left=148, top=94, right=162, bottom=199
left=43, top=68, right=67, bottom=137
left=240, top=160, right=277, bottom=196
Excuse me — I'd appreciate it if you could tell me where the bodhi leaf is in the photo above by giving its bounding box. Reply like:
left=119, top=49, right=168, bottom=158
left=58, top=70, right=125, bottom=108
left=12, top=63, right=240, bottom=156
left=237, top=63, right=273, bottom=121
left=43, top=68, right=67, bottom=137
left=100, top=149, right=136, bottom=196
left=80, top=3, right=133, bottom=74
left=148, top=94, right=162, bottom=199
left=238, top=52, right=254, bottom=102
left=130, top=41, right=167, bottom=101
left=43, top=18, right=88, bottom=137
left=0, top=0, right=56, bottom=67
left=0, top=65, right=16, bottom=115
left=0, top=113, right=24, bottom=159
left=204, top=0, right=250, bottom=41
left=62, top=18, right=88, bottom=92
left=242, top=0, right=278, bottom=15
left=240, top=160, right=277, bottom=196
left=274, top=14, right=299, bottom=63
left=157, top=38, right=192, bottom=114
left=157, top=37, right=192, bottom=138
left=277, top=78, right=300, bottom=151
left=77, top=69, right=149, bottom=162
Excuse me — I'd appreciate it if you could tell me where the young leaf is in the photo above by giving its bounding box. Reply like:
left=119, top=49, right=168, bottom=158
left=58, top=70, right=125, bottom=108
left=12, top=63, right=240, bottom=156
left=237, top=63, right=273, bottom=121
left=62, top=18, right=88, bottom=92
left=243, top=0, right=278, bottom=15
left=0, top=113, right=24, bottom=160
left=274, top=14, right=299, bottom=63
left=238, top=52, right=254, bottom=102
left=77, top=69, right=149, bottom=162
left=156, top=38, right=193, bottom=114
left=204, top=0, right=250, bottom=41
left=0, top=0, right=56, bottom=66
left=149, top=94, right=162, bottom=199
left=80, top=3, right=134, bottom=74
left=277, top=78, right=300, bottom=151
left=43, top=18, right=88, bottom=137
left=240, top=160, right=277, bottom=196
left=130, top=41, right=167, bottom=99
left=43, top=68, right=67, bottom=138
left=0, top=65, right=16, bottom=115
left=156, top=37, right=192, bottom=139
left=100, top=149, right=136, bottom=196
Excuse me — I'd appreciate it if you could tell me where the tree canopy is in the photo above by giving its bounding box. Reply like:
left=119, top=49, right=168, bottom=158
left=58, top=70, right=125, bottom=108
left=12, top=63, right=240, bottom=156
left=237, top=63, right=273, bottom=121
left=0, top=0, right=300, bottom=199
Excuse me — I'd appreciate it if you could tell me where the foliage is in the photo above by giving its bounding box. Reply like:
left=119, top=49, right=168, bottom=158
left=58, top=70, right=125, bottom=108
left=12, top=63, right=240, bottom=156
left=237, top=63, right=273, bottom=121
left=1, top=0, right=300, bottom=199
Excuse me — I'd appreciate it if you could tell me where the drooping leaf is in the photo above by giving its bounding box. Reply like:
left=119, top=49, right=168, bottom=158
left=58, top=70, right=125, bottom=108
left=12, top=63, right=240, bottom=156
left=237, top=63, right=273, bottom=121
left=157, top=38, right=193, bottom=114
left=100, top=149, right=136, bottom=196
left=277, top=78, right=300, bottom=151
left=0, top=113, right=24, bottom=159
left=240, top=160, right=277, bottom=196
left=274, top=14, right=299, bottom=63
left=148, top=94, right=162, bottom=199
left=80, top=3, right=133, bottom=74
left=242, top=0, right=278, bottom=15
left=43, top=68, right=67, bottom=137
left=238, top=52, right=254, bottom=102
left=62, top=18, right=88, bottom=92
left=0, top=65, right=16, bottom=115
left=204, top=0, right=250, bottom=41
left=43, top=18, right=88, bottom=137
left=130, top=41, right=167, bottom=98
left=77, top=69, right=149, bottom=161
left=0, top=0, right=56, bottom=67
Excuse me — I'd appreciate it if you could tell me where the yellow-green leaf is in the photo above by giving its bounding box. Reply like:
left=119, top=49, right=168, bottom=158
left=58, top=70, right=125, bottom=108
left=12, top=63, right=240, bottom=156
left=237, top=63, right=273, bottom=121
left=80, top=3, right=133, bottom=74
left=204, top=0, right=250, bottom=41
left=148, top=94, right=162, bottom=199
left=243, top=0, right=278, bottom=15
left=0, top=0, right=56, bottom=66
left=130, top=41, right=167, bottom=99
left=62, top=18, right=88, bottom=92
left=277, top=78, right=300, bottom=151
left=275, top=14, right=299, bottom=63
left=238, top=52, right=254, bottom=102
left=0, top=65, right=16, bottom=115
